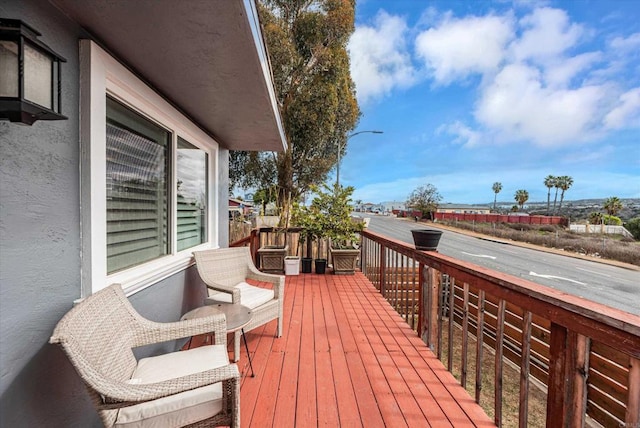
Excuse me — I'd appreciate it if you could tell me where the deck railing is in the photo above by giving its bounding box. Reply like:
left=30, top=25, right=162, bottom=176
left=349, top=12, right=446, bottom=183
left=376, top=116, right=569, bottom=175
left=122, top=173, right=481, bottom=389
left=360, top=229, right=640, bottom=428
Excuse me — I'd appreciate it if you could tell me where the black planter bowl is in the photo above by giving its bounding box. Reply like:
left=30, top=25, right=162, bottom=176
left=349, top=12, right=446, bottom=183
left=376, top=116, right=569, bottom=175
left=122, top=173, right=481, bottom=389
left=411, top=229, right=443, bottom=251
left=301, top=258, right=313, bottom=273
left=315, top=259, right=327, bottom=274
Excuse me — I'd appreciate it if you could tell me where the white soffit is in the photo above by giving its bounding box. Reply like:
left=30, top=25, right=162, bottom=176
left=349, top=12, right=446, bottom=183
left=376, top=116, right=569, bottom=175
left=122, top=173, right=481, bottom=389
left=51, top=0, right=287, bottom=152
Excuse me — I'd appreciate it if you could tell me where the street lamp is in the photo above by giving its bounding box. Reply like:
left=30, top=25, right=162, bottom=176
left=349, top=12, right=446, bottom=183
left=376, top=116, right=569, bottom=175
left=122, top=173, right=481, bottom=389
left=337, top=130, right=383, bottom=186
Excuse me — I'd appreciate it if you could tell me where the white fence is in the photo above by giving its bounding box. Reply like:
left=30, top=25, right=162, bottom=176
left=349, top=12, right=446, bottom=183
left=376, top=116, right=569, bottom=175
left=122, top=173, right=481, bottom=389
left=570, top=224, right=633, bottom=238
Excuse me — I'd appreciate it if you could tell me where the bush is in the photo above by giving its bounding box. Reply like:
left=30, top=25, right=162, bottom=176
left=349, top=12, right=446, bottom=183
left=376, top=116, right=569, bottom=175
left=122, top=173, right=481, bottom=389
left=626, top=217, right=640, bottom=240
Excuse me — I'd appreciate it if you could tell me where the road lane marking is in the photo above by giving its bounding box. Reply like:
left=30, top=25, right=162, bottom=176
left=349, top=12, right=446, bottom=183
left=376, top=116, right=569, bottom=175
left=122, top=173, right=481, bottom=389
left=575, top=267, right=612, bottom=278
left=529, top=271, right=586, bottom=285
left=462, top=252, right=497, bottom=259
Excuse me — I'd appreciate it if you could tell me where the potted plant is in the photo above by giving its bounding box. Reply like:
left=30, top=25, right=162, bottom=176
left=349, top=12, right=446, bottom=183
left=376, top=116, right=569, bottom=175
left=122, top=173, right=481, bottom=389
left=312, top=183, right=364, bottom=275
left=256, top=187, right=290, bottom=273
left=291, top=201, right=323, bottom=273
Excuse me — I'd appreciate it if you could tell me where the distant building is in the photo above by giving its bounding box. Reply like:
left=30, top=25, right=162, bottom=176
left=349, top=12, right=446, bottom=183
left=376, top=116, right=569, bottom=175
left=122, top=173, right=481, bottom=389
left=437, top=204, right=491, bottom=214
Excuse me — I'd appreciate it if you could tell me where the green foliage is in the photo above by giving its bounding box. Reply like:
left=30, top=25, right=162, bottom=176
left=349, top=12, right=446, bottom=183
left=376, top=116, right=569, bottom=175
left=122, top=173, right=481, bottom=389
left=492, top=182, right=502, bottom=211
left=626, top=217, right=640, bottom=240
left=588, top=212, right=603, bottom=224
left=253, top=187, right=278, bottom=215
left=406, top=184, right=442, bottom=219
left=603, top=196, right=623, bottom=216
left=295, top=183, right=363, bottom=249
left=230, top=0, right=360, bottom=211
left=603, top=215, right=622, bottom=226
left=514, top=189, right=529, bottom=210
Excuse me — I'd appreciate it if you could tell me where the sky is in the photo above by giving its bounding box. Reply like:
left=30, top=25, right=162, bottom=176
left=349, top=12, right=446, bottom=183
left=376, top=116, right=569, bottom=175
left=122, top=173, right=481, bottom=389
left=340, top=0, right=640, bottom=205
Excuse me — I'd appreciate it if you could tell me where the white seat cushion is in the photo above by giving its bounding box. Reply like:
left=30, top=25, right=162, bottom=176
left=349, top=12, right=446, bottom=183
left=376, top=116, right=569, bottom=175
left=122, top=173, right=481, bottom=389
left=209, top=281, right=274, bottom=309
left=115, top=345, right=229, bottom=428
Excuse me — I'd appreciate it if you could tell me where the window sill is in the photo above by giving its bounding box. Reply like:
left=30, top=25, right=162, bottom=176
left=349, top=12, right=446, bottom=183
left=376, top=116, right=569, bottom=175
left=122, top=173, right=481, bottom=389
left=106, top=244, right=218, bottom=297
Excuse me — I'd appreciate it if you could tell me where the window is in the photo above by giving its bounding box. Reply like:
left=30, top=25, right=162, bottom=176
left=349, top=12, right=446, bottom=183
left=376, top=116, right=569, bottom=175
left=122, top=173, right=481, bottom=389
left=176, top=138, right=208, bottom=251
left=106, top=97, right=170, bottom=273
left=81, top=41, right=218, bottom=295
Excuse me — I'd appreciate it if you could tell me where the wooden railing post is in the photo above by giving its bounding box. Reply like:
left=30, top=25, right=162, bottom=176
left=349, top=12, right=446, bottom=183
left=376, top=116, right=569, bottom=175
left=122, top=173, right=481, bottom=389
left=626, top=357, right=640, bottom=426
left=546, top=322, right=569, bottom=428
left=568, top=333, right=590, bottom=428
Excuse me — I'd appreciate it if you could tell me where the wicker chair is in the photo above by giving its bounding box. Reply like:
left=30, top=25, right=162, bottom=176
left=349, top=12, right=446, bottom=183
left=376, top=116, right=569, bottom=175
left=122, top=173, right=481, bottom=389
left=50, top=284, right=240, bottom=428
left=193, top=247, right=284, bottom=362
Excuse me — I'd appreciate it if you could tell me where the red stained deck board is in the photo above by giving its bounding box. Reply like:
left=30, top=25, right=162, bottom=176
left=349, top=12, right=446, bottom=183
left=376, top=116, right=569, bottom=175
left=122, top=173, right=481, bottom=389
left=232, top=271, right=493, bottom=427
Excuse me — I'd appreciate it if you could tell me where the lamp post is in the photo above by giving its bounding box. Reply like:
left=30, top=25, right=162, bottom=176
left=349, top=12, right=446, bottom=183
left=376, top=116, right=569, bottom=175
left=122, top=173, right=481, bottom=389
left=337, top=130, right=383, bottom=186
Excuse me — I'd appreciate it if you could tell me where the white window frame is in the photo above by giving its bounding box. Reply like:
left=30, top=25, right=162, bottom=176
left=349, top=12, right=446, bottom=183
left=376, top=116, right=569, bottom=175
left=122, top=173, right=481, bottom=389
left=80, top=40, right=218, bottom=296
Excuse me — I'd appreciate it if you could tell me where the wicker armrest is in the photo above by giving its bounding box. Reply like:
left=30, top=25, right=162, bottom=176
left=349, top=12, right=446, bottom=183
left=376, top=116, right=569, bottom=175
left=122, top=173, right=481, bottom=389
left=97, top=364, right=240, bottom=409
left=206, top=282, right=241, bottom=303
left=132, top=313, right=227, bottom=347
left=247, top=263, right=284, bottom=285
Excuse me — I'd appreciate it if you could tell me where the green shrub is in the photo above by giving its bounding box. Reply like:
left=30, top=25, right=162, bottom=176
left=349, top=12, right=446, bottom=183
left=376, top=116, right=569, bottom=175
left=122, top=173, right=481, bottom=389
left=626, top=217, right=640, bottom=240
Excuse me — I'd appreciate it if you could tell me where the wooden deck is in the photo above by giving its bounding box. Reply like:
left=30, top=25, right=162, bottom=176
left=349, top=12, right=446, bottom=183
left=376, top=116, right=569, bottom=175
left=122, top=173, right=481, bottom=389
left=235, top=272, right=494, bottom=427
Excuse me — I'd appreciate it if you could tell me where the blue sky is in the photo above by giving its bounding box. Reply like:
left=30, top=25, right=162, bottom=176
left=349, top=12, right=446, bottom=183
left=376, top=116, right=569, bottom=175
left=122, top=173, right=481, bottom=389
left=341, top=0, right=640, bottom=205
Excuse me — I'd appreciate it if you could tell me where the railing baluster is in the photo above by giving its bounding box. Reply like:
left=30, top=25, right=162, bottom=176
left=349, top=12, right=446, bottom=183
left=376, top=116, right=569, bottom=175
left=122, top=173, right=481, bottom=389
left=448, top=277, right=455, bottom=372
left=401, top=254, right=407, bottom=322
left=436, top=270, right=443, bottom=359
left=461, top=282, right=470, bottom=389
left=627, top=357, right=640, bottom=425
left=410, top=258, right=420, bottom=329
left=419, top=263, right=428, bottom=344
left=519, top=311, right=532, bottom=428
left=495, top=299, right=506, bottom=427
left=476, top=290, right=485, bottom=404
left=393, top=251, right=399, bottom=310
left=379, top=243, right=386, bottom=296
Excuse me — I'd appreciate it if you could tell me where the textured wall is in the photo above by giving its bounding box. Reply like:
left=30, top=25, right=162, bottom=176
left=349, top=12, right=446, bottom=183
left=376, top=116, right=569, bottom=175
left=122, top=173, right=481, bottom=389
left=0, top=1, right=213, bottom=426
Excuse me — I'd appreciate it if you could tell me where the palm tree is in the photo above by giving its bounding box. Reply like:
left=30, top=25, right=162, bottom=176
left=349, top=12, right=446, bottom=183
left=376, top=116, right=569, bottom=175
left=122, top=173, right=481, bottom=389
left=492, top=182, right=502, bottom=212
left=556, top=176, right=573, bottom=213
left=603, top=196, right=623, bottom=216
left=544, top=175, right=556, bottom=215
left=514, top=189, right=529, bottom=211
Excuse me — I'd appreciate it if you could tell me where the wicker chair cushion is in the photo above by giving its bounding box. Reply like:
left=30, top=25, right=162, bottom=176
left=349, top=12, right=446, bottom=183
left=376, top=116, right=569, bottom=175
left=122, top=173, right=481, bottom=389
left=115, top=345, right=228, bottom=428
left=208, top=282, right=275, bottom=310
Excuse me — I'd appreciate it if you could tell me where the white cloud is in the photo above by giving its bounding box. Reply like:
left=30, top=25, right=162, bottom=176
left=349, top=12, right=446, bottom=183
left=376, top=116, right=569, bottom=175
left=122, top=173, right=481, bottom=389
left=475, top=63, right=607, bottom=146
left=348, top=11, right=417, bottom=103
left=604, top=88, right=640, bottom=129
left=610, top=32, right=640, bottom=51
left=510, top=7, right=583, bottom=63
left=437, top=121, right=483, bottom=147
left=543, top=52, right=602, bottom=88
left=414, top=14, right=514, bottom=85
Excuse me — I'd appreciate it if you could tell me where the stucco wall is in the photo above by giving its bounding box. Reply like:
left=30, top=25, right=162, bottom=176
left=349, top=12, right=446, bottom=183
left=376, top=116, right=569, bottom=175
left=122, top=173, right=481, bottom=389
left=0, top=1, right=223, bottom=426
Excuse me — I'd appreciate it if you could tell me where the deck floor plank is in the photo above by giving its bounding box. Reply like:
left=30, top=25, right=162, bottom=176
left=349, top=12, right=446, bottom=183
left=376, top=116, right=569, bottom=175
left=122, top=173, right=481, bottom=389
left=233, top=271, right=493, bottom=427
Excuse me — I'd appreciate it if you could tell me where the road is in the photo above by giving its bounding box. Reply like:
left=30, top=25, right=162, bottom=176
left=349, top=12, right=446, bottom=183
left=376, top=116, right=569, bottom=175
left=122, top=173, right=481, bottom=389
left=359, top=214, right=640, bottom=316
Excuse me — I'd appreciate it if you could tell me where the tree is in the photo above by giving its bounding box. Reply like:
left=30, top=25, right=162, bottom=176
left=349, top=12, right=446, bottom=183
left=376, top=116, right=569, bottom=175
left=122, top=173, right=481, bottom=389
left=544, top=175, right=556, bottom=215
left=492, top=182, right=502, bottom=212
left=589, top=212, right=603, bottom=224
left=556, top=175, right=573, bottom=213
left=231, top=0, right=360, bottom=217
left=406, top=184, right=442, bottom=220
left=603, top=196, right=623, bottom=216
left=514, top=189, right=529, bottom=211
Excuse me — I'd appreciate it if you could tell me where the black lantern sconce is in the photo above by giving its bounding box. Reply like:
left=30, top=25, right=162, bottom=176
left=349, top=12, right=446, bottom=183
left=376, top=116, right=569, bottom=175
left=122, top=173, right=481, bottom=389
left=0, top=18, right=67, bottom=125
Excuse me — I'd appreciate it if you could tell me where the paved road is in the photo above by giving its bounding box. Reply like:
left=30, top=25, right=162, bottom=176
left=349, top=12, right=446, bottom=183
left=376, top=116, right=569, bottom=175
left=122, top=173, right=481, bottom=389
left=359, top=214, right=640, bottom=316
